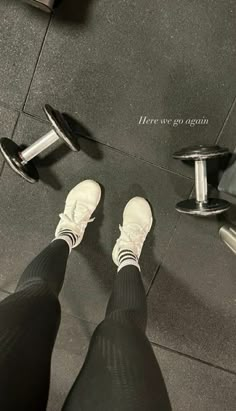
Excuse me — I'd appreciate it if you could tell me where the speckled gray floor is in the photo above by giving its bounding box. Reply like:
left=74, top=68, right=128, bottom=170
left=0, top=0, right=236, bottom=410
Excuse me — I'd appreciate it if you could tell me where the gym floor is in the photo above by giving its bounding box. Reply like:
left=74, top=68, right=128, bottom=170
left=0, top=0, right=236, bottom=409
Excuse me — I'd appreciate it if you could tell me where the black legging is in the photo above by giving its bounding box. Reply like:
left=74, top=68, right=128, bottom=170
left=0, top=239, right=171, bottom=411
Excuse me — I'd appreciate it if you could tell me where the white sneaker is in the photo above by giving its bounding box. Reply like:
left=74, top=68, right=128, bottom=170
left=55, top=180, right=101, bottom=251
left=112, top=197, right=153, bottom=267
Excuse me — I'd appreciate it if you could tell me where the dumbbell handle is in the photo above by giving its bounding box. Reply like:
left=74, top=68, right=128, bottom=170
left=195, top=160, right=208, bottom=203
left=20, top=130, right=59, bottom=163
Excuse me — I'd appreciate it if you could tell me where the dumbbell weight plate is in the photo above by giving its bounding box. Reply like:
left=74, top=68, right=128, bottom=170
left=173, top=145, right=229, bottom=160
left=44, top=105, right=80, bottom=152
left=175, top=198, right=230, bottom=216
left=0, top=139, right=39, bottom=183
left=23, top=0, right=53, bottom=13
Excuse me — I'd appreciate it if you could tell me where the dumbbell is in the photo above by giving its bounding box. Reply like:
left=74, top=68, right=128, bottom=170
left=219, top=225, right=236, bottom=255
left=23, top=0, right=55, bottom=13
left=0, top=104, right=80, bottom=183
left=173, top=145, right=230, bottom=216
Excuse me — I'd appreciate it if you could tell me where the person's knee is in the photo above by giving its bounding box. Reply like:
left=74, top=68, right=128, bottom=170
left=16, top=281, right=61, bottom=318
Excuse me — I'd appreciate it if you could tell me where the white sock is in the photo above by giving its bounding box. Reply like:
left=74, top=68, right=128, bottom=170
left=52, top=229, right=80, bottom=253
left=117, top=249, right=140, bottom=272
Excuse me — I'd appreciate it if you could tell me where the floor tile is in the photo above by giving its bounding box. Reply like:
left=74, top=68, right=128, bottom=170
left=0, top=106, right=19, bottom=172
left=153, top=345, right=236, bottom=411
left=48, top=311, right=96, bottom=411
left=0, top=113, right=192, bottom=323
left=0, top=0, right=50, bottom=109
left=147, top=213, right=236, bottom=372
left=217, top=97, right=236, bottom=152
left=25, top=0, right=236, bottom=175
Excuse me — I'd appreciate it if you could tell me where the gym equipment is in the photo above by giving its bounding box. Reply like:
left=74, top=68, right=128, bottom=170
left=23, top=0, right=55, bottom=13
left=219, top=225, right=236, bottom=254
left=0, top=105, right=80, bottom=183
left=218, top=151, right=236, bottom=196
left=173, top=145, right=230, bottom=216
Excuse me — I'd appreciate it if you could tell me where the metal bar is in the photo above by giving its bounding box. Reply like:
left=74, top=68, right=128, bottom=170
left=195, top=160, right=208, bottom=203
left=219, top=225, right=236, bottom=254
left=20, top=130, right=58, bottom=163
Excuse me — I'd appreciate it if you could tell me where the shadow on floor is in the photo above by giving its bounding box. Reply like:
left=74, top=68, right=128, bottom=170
left=54, top=0, right=97, bottom=24
left=62, top=113, right=103, bottom=161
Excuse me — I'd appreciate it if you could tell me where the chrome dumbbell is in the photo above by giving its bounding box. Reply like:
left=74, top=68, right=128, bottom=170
left=219, top=225, right=236, bottom=254
left=0, top=105, right=80, bottom=183
left=173, top=145, right=230, bottom=216
left=24, top=0, right=55, bottom=13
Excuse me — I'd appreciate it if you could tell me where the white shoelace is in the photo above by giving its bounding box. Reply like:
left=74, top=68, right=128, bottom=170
left=58, top=203, right=95, bottom=237
left=118, top=223, right=147, bottom=257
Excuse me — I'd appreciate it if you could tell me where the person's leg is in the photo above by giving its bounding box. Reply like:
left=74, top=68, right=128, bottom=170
left=0, top=180, right=101, bottom=411
left=63, top=198, right=171, bottom=411
left=0, top=240, right=69, bottom=411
